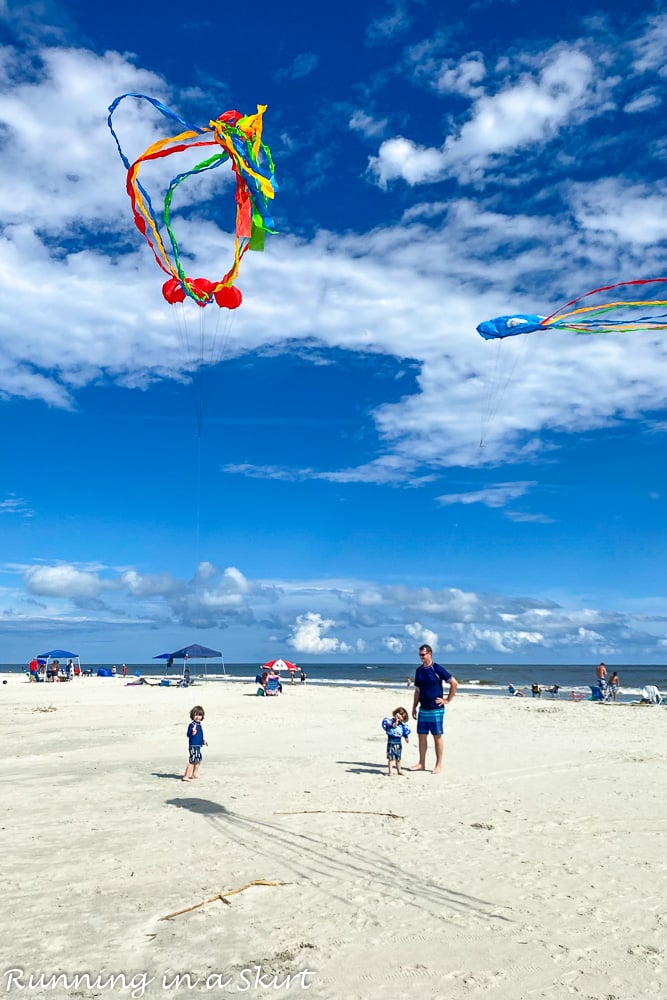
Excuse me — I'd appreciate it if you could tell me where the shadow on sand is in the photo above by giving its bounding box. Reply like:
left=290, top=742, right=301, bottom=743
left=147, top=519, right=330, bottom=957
left=164, top=796, right=510, bottom=924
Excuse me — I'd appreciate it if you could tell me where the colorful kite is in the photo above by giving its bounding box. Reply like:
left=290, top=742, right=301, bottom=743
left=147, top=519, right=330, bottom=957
left=477, top=277, right=667, bottom=339
left=107, top=93, right=278, bottom=309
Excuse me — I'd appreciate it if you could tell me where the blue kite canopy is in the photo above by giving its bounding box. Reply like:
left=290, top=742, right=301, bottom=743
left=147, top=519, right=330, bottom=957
left=37, top=648, right=79, bottom=658
left=477, top=315, right=546, bottom=339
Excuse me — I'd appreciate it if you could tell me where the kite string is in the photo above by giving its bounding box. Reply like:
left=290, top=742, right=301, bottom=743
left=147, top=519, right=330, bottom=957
left=479, top=336, right=529, bottom=447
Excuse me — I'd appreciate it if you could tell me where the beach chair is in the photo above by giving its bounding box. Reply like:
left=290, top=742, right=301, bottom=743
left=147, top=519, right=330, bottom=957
left=265, top=675, right=281, bottom=696
left=590, top=685, right=610, bottom=703
left=640, top=685, right=664, bottom=704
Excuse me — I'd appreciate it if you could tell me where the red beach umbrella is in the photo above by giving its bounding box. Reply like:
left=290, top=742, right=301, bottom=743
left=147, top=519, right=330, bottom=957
left=262, top=658, right=299, bottom=672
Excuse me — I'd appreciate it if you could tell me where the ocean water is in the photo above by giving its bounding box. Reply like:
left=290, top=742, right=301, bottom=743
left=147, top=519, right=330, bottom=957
left=4, top=660, right=666, bottom=703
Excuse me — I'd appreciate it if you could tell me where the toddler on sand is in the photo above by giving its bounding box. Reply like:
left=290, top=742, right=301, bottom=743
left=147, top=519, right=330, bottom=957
left=183, top=705, right=208, bottom=781
left=382, top=707, right=411, bottom=776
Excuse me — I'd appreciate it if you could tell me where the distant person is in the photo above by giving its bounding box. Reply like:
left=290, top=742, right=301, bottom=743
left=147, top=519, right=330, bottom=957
left=508, top=684, right=524, bottom=697
left=547, top=684, right=560, bottom=698
left=405, top=676, right=413, bottom=688
left=608, top=671, right=620, bottom=701
left=183, top=705, right=208, bottom=781
left=596, top=662, right=608, bottom=692
left=382, top=707, right=411, bottom=777
left=410, top=644, right=458, bottom=775
left=122, top=663, right=127, bottom=678
left=28, top=658, right=39, bottom=682
left=111, top=664, right=117, bottom=676
left=300, top=670, right=307, bottom=684
left=48, top=661, right=59, bottom=682
left=531, top=683, right=542, bottom=698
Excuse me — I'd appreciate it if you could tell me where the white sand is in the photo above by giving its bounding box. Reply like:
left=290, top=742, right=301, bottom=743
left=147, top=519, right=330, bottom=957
left=1, top=675, right=666, bottom=1000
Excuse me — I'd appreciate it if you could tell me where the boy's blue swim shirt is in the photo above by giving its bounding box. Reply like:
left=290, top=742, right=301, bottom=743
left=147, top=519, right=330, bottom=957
left=187, top=721, right=205, bottom=746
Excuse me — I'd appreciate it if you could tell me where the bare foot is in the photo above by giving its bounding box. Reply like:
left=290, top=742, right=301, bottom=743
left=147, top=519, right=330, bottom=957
left=182, top=776, right=191, bottom=781
left=431, top=767, right=443, bottom=775
left=409, top=763, right=426, bottom=771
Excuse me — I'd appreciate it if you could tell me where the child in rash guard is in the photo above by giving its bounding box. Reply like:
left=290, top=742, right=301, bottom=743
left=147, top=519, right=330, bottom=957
left=183, top=705, right=208, bottom=781
left=382, top=707, right=411, bottom=776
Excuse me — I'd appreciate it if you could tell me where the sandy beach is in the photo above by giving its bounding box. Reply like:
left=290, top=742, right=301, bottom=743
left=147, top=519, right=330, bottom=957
left=1, top=674, right=666, bottom=1000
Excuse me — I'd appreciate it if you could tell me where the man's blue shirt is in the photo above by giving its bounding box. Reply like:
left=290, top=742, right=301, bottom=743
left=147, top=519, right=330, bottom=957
left=414, top=662, right=453, bottom=710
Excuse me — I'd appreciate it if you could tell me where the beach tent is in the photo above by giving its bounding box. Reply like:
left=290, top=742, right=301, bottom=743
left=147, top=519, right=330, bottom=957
left=171, top=643, right=222, bottom=660
left=37, top=649, right=80, bottom=674
left=153, top=643, right=224, bottom=681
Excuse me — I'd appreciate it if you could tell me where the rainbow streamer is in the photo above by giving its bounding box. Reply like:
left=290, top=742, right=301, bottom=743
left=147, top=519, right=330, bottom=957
left=108, top=94, right=278, bottom=306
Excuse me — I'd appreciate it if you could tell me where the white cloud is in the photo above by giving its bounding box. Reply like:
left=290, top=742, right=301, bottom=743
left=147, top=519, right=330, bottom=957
left=0, top=494, right=32, bottom=516
left=504, top=511, right=554, bottom=524
left=629, top=13, right=667, bottom=73
left=121, top=570, right=181, bottom=597
left=436, top=482, right=536, bottom=508
left=366, top=2, right=412, bottom=43
left=623, top=89, right=661, bottom=113
left=222, top=567, right=250, bottom=592
left=369, top=135, right=448, bottom=189
left=369, top=46, right=597, bottom=187
left=275, top=52, right=319, bottom=81
left=569, top=178, right=667, bottom=244
left=433, top=55, right=486, bottom=97
left=349, top=109, right=388, bottom=138
left=404, top=622, right=438, bottom=650
left=288, top=612, right=351, bottom=654
left=452, top=623, right=545, bottom=654
left=24, top=564, right=108, bottom=599
left=446, top=48, right=595, bottom=170
left=3, top=560, right=667, bottom=659
left=0, top=47, right=166, bottom=230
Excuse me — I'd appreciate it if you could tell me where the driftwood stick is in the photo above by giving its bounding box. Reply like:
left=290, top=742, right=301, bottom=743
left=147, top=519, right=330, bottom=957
left=160, top=879, right=289, bottom=921
left=275, top=809, right=404, bottom=820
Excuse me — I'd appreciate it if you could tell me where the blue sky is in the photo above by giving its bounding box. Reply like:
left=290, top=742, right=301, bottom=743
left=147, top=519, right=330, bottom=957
left=2, top=0, right=667, bottom=664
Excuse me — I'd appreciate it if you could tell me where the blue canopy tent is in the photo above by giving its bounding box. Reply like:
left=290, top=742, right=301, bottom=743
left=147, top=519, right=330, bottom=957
left=37, top=649, right=81, bottom=676
left=153, top=643, right=224, bottom=683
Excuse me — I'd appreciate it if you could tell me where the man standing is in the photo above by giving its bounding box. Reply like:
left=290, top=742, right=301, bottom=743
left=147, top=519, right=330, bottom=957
left=596, top=662, right=608, bottom=692
left=410, top=643, right=458, bottom=775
